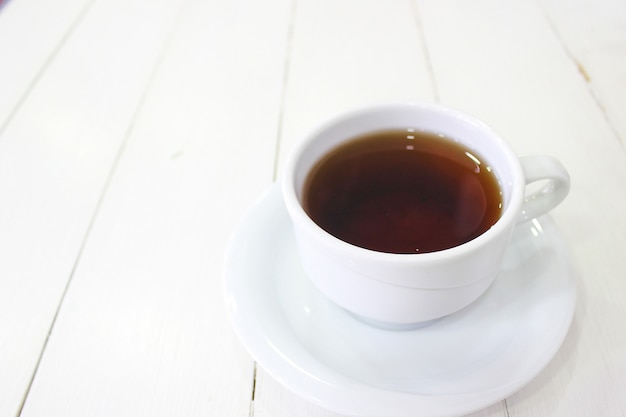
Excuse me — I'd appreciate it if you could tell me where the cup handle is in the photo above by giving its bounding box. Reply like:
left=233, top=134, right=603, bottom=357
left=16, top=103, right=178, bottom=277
left=517, top=155, right=570, bottom=224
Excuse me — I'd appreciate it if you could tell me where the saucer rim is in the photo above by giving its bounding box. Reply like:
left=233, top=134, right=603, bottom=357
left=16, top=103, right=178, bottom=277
left=223, top=183, right=576, bottom=417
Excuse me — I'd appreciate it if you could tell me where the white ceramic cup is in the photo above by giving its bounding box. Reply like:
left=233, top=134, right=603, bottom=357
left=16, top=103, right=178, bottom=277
left=282, top=103, right=570, bottom=329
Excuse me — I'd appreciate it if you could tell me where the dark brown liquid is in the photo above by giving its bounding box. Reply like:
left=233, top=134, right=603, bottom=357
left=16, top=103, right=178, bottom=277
left=303, top=129, right=502, bottom=254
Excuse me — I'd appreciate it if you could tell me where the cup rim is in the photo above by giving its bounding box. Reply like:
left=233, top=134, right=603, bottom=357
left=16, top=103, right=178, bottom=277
left=282, top=102, right=525, bottom=267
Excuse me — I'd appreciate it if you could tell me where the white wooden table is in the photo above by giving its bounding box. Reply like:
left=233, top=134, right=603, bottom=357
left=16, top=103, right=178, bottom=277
left=1, top=0, right=625, bottom=416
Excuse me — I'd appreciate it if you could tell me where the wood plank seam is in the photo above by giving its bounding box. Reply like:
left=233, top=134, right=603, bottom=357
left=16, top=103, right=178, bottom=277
left=249, top=399, right=255, bottom=417
left=409, top=0, right=440, bottom=103
left=537, top=0, right=624, bottom=147
left=273, top=0, right=299, bottom=182
left=12, top=1, right=191, bottom=414
left=249, top=363, right=258, bottom=416
left=0, top=0, right=96, bottom=140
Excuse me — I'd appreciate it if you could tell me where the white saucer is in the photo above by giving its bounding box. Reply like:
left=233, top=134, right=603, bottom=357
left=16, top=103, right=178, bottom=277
left=223, top=184, right=576, bottom=417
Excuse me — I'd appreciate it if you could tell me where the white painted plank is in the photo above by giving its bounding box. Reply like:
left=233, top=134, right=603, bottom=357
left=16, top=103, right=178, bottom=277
left=539, top=0, right=626, bottom=143
left=274, top=0, right=436, bottom=177
left=0, top=0, right=92, bottom=130
left=0, top=0, right=185, bottom=416
left=416, top=0, right=626, bottom=416
left=18, top=0, right=291, bottom=415
left=252, top=0, right=463, bottom=416
left=253, top=369, right=347, bottom=417
left=9, top=1, right=622, bottom=416
left=258, top=0, right=626, bottom=416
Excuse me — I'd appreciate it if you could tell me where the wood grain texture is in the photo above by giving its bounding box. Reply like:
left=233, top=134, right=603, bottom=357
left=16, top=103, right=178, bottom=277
left=253, top=0, right=504, bottom=416
left=0, top=0, right=623, bottom=416
left=0, top=0, right=188, bottom=415
left=417, top=0, right=626, bottom=416
left=17, top=0, right=291, bottom=416
left=255, top=0, right=626, bottom=416
left=539, top=0, right=626, bottom=144
left=274, top=0, right=436, bottom=177
left=0, top=0, right=92, bottom=130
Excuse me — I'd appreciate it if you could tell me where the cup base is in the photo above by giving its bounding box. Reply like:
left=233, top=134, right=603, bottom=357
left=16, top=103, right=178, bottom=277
left=347, top=311, right=441, bottom=331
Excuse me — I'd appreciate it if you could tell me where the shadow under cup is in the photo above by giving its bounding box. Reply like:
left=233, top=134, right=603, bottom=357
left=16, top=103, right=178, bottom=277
left=282, top=103, right=527, bottom=328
